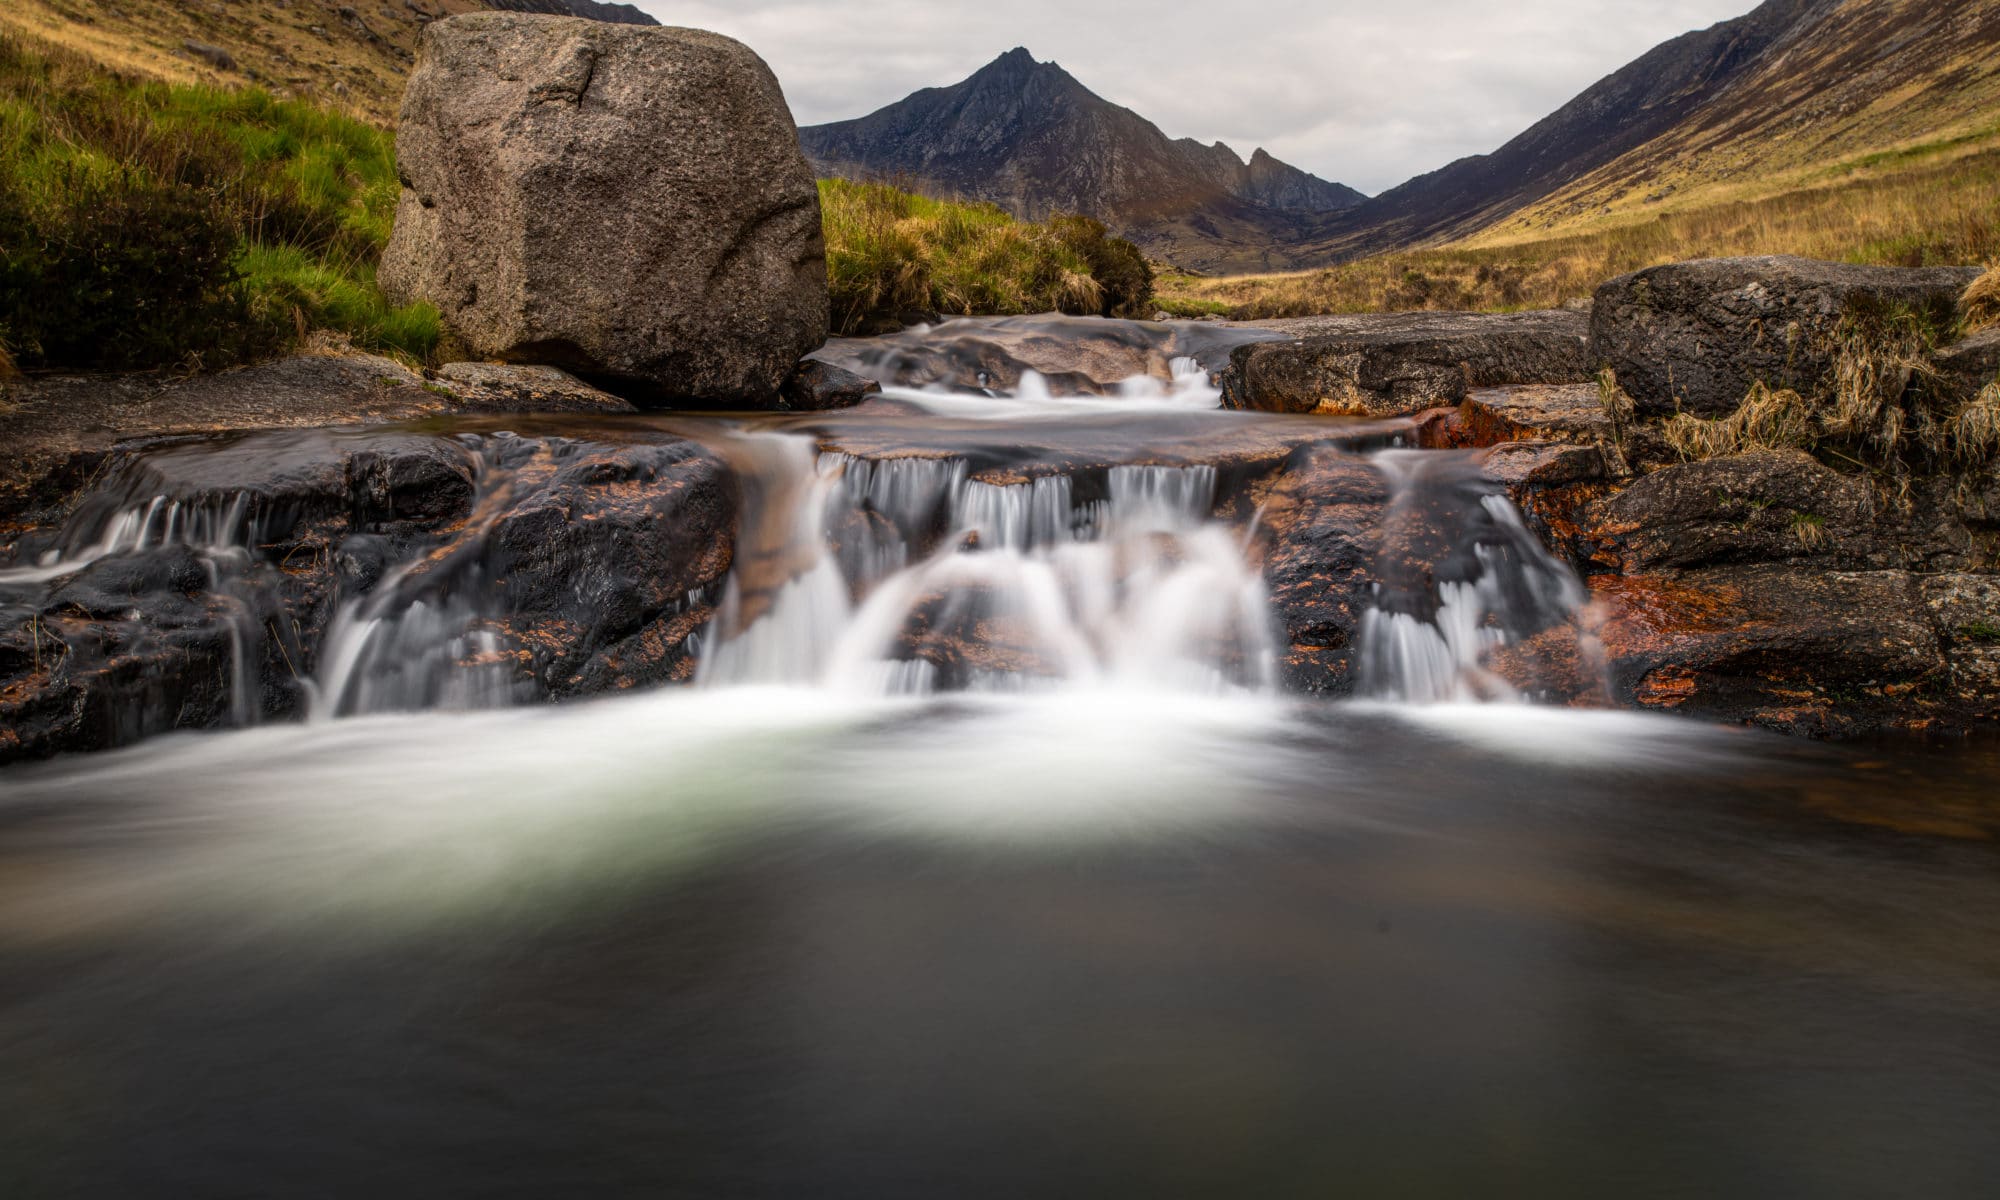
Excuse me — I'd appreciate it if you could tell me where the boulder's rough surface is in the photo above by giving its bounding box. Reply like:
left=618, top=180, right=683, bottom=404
left=1589, top=256, right=1983, bottom=417
left=380, top=14, right=828, bottom=406
left=1222, top=310, right=1591, bottom=417
left=1933, top=326, right=2000, bottom=402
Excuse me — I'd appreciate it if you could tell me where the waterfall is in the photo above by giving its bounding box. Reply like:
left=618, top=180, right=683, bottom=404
left=1357, top=450, right=1595, bottom=704
left=697, top=440, right=1278, bottom=696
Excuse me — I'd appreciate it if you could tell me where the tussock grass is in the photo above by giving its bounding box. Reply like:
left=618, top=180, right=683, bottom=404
left=1160, top=150, right=2000, bottom=320
left=0, top=33, right=435, bottom=370
left=1966, top=266, right=2000, bottom=333
left=1660, top=301, right=1999, bottom=481
left=1662, top=382, right=1818, bottom=461
left=820, top=178, right=1152, bottom=336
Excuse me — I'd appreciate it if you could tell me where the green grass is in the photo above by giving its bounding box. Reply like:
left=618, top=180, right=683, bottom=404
left=0, top=33, right=436, bottom=370
left=820, top=178, right=1152, bottom=336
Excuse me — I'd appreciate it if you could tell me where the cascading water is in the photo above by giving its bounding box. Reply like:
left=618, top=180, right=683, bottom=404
left=1356, top=449, right=1598, bottom=703
left=697, top=441, right=1277, bottom=696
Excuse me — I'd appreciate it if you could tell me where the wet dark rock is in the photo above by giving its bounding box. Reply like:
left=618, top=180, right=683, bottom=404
left=1589, top=256, right=1984, bottom=417
left=1589, top=566, right=1952, bottom=736
left=1255, top=447, right=1388, bottom=692
left=1222, top=310, right=1590, bottom=417
left=1586, top=449, right=1985, bottom=576
left=380, top=14, right=828, bottom=406
left=0, top=426, right=735, bottom=762
left=486, top=441, right=735, bottom=694
left=781, top=359, right=879, bottom=412
left=815, top=314, right=1285, bottom=396
left=0, top=353, right=635, bottom=526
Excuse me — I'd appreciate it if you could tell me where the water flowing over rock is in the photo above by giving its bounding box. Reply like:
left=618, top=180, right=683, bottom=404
left=380, top=13, right=828, bottom=406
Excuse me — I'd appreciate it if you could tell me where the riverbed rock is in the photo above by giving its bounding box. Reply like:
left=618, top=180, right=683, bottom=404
left=0, top=353, right=649, bottom=529
left=1222, top=310, right=1591, bottom=417
left=1460, top=384, right=1614, bottom=447
left=380, top=13, right=828, bottom=406
left=1587, top=567, right=1953, bottom=735
left=1589, top=256, right=1984, bottom=417
left=0, top=426, right=736, bottom=763
left=1587, top=450, right=1982, bottom=574
left=1256, top=447, right=1389, bottom=691
left=781, top=359, right=880, bottom=412
left=815, top=315, right=1286, bottom=396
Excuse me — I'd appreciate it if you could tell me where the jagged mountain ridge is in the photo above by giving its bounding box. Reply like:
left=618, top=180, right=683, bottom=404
left=800, top=48, right=1364, bottom=271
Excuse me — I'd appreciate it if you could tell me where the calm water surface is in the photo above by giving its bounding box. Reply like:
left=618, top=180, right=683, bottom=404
left=3, top=694, right=1997, bottom=1199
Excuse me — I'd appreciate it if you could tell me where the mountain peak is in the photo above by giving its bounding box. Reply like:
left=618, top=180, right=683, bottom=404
left=799, top=52, right=1365, bottom=269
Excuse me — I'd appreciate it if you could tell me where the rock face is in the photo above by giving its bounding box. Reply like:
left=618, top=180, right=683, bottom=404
left=380, top=14, right=829, bottom=407
left=0, top=427, right=734, bottom=763
left=1589, top=256, right=1983, bottom=416
left=1222, top=310, right=1591, bottom=417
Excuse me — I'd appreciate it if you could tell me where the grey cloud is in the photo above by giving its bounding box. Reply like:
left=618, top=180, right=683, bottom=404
left=637, top=0, right=1757, bottom=194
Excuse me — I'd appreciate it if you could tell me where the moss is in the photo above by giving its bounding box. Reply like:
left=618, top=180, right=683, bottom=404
left=1957, top=621, right=2000, bottom=645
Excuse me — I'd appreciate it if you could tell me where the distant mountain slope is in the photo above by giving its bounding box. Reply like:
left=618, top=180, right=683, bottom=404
left=1295, top=0, right=1833, bottom=261
left=1462, top=0, right=2000, bottom=247
left=800, top=48, right=1365, bottom=272
left=0, top=0, right=653, bottom=126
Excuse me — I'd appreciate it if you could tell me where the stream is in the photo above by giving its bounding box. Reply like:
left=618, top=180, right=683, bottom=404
left=2, top=318, right=1998, bottom=1197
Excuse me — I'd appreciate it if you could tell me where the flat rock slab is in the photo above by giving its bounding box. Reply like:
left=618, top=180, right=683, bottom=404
left=1221, top=309, right=1591, bottom=417
left=1461, top=384, right=1612, bottom=445
left=1590, top=255, right=1984, bottom=417
left=0, top=354, right=636, bottom=523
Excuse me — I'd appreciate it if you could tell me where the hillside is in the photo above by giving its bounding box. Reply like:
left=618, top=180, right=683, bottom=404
left=800, top=48, right=1365, bottom=273
left=1463, top=0, right=2000, bottom=248
left=1303, top=0, right=2000, bottom=262
left=0, top=0, right=654, bottom=126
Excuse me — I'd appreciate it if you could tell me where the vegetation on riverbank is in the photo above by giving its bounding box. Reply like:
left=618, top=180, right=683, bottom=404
left=819, top=178, right=1153, bottom=336
left=0, top=35, right=438, bottom=371
left=1157, top=149, right=2000, bottom=319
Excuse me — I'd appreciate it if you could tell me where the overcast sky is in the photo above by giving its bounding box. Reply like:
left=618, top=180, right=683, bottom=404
left=633, top=0, right=1757, bottom=194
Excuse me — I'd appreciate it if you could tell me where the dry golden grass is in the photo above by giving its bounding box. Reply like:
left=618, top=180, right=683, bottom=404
left=1159, top=149, right=2000, bottom=320
left=0, top=0, right=484, bottom=127
left=1966, top=266, right=2000, bottom=333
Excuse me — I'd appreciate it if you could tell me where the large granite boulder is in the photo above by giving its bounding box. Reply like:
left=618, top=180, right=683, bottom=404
left=1221, top=310, right=1591, bottom=417
left=1589, top=256, right=1983, bottom=417
left=380, top=13, right=828, bottom=407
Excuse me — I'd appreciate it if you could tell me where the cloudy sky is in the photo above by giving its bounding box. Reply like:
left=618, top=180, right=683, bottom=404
left=634, top=0, right=1757, bottom=195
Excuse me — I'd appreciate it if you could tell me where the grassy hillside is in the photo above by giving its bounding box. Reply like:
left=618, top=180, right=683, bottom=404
left=1159, top=146, right=2000, bottom=320
left=1473, top=0, right=2000, bottom=250
left=0, top=34, right=437, bottom=370
left=0, top=0, right=485, bottom=126
left=821, top=179, right=1152, bottom=335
